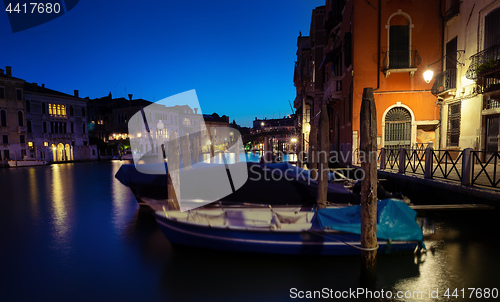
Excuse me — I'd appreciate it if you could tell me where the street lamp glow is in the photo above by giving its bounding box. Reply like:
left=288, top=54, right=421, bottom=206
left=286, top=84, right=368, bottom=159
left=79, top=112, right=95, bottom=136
left=291, top=138, right=297, bottom=143
left=423, top=69, right=434, bottom=83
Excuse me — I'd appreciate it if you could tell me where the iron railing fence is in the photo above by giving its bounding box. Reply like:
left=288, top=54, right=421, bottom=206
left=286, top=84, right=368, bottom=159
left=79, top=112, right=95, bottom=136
left=431, top=149, right=463, bottom=181
left=384, top=148, right=400, bottom=170
left=471, top=151, right=500, bottom=188
left=377, top=147, right=500, bottom=189
left=404, top=149, right=426, bottom=175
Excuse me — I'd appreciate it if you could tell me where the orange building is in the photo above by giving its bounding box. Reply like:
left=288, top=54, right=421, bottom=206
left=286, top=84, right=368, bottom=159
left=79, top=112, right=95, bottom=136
left=297, top=0, right=444, bottom=165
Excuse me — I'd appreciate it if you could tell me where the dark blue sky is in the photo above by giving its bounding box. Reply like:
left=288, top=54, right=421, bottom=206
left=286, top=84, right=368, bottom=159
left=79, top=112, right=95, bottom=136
left=1, top=0, right=324, bottom=127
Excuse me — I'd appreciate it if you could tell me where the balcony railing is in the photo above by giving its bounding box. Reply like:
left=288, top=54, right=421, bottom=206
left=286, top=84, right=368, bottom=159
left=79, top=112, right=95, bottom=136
left=382, top=49, right=421, bottom=77
left=431, top=69, right=457, bottom=96
left=444, top=0, right=460, bottom=22
left=465, top=43, right=500, bottom=80
left=325, top=0, right=345, bottom=32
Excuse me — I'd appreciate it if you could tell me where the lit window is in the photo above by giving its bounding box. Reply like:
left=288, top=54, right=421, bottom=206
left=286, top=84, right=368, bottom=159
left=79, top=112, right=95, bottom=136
left=44, top=142, right=48, bottom=147
left=49, top=104, right=53, bottom=115
left=61, top=105, right=66, bottom=116
left=28, top=142, right=33, bottom=147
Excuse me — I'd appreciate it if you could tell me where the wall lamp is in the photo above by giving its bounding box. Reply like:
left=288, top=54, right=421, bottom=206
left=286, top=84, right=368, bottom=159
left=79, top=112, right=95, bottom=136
left=423, top=50, right=465, bottom=83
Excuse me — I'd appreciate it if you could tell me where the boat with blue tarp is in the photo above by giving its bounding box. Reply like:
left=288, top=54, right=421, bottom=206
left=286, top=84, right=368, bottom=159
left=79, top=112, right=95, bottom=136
left=154, top=199, right=423, bottom=255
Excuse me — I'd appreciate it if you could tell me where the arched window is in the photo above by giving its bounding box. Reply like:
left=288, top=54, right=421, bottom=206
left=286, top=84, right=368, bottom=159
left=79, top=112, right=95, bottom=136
left=18, top=111, right=24, bottom=126
left=82, top=107, right=86, bottom=117
left=0, top=110, right=6, bottom=127
left=26, top=100, right=31, bottom=112
left=70, top=106, right=74, bottom=116
left=41, top=102, right=46, bottom=114
left=384, top=107, right=411, bottom=150
left=386, top=10, right=414, bottom=70
left=43, top=121, right=47, bottom=133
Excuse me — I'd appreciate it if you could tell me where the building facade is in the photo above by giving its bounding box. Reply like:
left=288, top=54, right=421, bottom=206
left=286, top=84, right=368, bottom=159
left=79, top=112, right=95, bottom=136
left=293, top=6, right=326, bottom=162
left=296, top=1, right=444, bottom=165
left=24, top=83, right=94, bottom=161
left=435, top=0, right=500, bottom=156
left=0, top=66, right=27, bottom=162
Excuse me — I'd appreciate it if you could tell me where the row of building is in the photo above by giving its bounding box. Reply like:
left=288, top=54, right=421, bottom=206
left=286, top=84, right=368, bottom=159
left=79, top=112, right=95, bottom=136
left=1, top=66, right=234, bottom=164
left=294, top=0, right=500, bottom=164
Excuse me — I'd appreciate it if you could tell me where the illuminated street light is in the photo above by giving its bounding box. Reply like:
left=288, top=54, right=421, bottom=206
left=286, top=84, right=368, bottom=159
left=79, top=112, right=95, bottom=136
left=423, top=69, right=434, bottom=83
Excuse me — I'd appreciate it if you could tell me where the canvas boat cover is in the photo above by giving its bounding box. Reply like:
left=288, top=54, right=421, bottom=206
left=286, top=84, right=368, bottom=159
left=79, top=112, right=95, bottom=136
left=313, top=199, right=424, bottom=244
left=115, top=161, right=359, bottom=205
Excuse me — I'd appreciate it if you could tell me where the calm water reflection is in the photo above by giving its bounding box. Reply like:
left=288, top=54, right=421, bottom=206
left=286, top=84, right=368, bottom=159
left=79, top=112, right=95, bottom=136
left=0, top=162, right=499, bottom=302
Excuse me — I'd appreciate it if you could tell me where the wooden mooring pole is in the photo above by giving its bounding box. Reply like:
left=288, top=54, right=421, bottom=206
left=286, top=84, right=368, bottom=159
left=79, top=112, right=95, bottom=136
left=167, top=134, right=180, bottom=211
left=360, top=87, right=378, bottom=287
left=309, top=123, right=317, bottom=179
left=316, top=103, right=329, bottom=209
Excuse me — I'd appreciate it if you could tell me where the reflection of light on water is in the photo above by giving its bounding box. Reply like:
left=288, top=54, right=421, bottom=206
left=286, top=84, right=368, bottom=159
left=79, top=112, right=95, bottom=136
left=28, top=168, right=40, bottom=221
left=200, top=152, right=297, bottom=164
left=111, top=161, right=135, bottom=234
left=392, top=240, right=464, bottom=300
left=49, top=164, right=70, bottom=249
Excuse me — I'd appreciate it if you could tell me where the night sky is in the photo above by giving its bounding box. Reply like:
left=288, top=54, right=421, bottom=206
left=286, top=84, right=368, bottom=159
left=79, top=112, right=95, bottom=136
left=1, top=0, right=325, bottom=127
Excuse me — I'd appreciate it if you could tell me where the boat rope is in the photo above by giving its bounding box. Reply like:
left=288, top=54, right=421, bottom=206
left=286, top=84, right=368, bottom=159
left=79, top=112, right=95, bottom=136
left=306, top=229, right=379, bottom=252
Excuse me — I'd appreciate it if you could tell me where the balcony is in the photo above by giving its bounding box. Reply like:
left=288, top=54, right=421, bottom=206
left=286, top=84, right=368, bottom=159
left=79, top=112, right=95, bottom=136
left=431, top=69, right=457, bottom=96
left=382, top=49, right=421, bottom=78
left=465, top=44, right=500, bottom=80
left=324, top=75, right=343, bottom=102
left=325, top=0, right=345, bottom=33
left=465, top=44, right=500, bottom=94
left=50, top=133, right=71, bottom=139
left=18, top=126, right=27, bottom=134
left=444, top=0, right=460, bottom=23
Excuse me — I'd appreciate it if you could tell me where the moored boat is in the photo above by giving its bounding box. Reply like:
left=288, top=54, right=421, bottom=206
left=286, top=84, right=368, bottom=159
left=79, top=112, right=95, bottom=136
left=154, top=199, right=424, bottom=255
left=8, top=159, right=47, bottom=167
left=115, top=161, right=360, bottom=207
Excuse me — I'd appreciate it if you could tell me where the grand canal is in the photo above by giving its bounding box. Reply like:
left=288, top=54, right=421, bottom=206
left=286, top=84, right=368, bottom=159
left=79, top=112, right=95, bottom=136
left=1, top=161, right=499, bottom=302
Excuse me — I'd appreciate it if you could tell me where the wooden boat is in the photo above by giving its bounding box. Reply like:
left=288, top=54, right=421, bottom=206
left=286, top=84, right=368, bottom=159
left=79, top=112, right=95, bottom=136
left=8, top=159, right=47, bottom=167
left=154, top=199, right=424, bottom=255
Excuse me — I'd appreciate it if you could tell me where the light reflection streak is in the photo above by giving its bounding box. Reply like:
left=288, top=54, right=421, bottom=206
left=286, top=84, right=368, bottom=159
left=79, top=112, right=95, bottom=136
left=111, top=161, right=135, bottom=234
left=28, top=168, right=40, bottom=221
left=49, top=164, right=70, bottom=251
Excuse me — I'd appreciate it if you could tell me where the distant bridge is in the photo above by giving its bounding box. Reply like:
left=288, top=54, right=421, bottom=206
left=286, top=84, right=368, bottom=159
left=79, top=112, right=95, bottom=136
left=242, top=128, right=297, bottom=144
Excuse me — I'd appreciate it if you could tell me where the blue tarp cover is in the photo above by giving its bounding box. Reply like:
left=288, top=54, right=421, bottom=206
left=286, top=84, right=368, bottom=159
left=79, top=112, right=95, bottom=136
left=313, top=199, right=423, bottom=243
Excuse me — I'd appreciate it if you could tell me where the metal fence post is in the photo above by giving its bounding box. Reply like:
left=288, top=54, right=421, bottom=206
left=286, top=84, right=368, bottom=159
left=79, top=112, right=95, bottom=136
left=461, top=148, right=473, bottom=186
left=424, top=147, right=433, bottom=179
left=398, top=148, right=405, bottom=174
left=380, top=148, right=386, bottom=170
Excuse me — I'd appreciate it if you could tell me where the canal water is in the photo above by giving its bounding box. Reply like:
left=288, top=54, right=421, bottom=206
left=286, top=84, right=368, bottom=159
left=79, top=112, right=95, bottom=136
left=0, top=161, right=499, bottom=302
